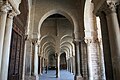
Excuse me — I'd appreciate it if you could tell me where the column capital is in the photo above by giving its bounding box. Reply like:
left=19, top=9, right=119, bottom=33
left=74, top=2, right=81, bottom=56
left=95, top=1, right=120, bottom=16
left=0, top=2, right=12, bottom=13
left=105, top=1, right=119, bottom=14
left=7, top=11, right=17, bottom=19
left=103, top=1, right=120, bottom=15
left=31, top=38, right=38, bottom=44
left=85, top=38, right=99, bottom=44
left=73, top=38, right=84, bottom=45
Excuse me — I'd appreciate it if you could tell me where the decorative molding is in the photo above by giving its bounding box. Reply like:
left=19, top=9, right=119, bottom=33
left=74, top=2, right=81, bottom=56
left=8, top=0, right=21, bottom=15
left=0, top=2, right=12, bottom=13
left=95, top=1, right=120, bottom=16
left=85, top=38, right=99, bottom=44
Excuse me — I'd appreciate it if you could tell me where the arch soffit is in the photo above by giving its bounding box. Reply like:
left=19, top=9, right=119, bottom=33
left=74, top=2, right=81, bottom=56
left=60, top=41, right=73, bottom=49
left=60, top=35, right=73, bottom=43
left=45, top=49, right=55, bottom=58
left=44, top=45, right=55, bottom=53
left=41, top=42, right=55, bottom=52
left=60, top=49, right=69, bottom=59
left=38, top=9, right=76, bottom=35
left=60, top=46, right=70, bottom=56
left=44, top=46, right=55, bottom=57
left=45, top=46, right=55, bottom=54
left=40, top=35, right=56, bottom=45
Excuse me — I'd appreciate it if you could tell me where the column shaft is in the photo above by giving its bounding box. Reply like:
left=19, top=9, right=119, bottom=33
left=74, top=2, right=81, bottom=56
left=56, top=55, right=60, bottom=78
left=24, top=40, right=32, bottom=78
left=0, top=12, right=14, bottom=80
left=34, top=43, right=38, bottom=75
left=87, top=40, right=101, bottom=80
left=106, top=7, right=120, bottom=80
left=70, top=58, right=73, bottom=73
left=74, top=41, right=83, bottom=80
left=39, top=56, right=42, bottom=75
left=99, top=12, right=113, bottom=80
left=0, top=3, right=10, bottom=72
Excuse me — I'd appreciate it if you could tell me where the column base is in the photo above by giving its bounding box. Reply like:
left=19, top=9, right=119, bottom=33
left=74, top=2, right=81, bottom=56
left=56, top=75, right=60, bottom=78
left=74, top=75, right=83, bottom=80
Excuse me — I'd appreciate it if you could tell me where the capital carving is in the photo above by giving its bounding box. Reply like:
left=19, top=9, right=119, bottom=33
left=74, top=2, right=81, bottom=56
left=95, top=1, right=120, bottom=16
left=85, top=38, right=99, bottom=44
left=104, top=1, right=119, bottom=15
left=0, top=3, right=12, bottom=13
left=8, top=11, right=17, bottom=19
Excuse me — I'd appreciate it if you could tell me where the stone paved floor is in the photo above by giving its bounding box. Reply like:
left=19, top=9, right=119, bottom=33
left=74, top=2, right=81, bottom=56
left=39, top=70, right=74, bottom=80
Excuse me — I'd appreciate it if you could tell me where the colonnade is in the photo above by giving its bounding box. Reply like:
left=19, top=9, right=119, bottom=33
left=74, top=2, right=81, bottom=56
left=0, top=0, right=120, bottom=80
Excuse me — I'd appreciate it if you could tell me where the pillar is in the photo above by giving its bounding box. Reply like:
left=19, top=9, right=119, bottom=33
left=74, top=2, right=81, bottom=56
left=67, top=59, right=69, bottom=71
left=39, top=56, right=42, bottom=75
left=70, top=57, right=73, bottom=73
left=85, top=0, right=104, bottom=79
left=98, top=11, right=113, bottom=80
left=24, top=39, right=32, bottom=79
left=0, top=11, right=16, bottom=80
left=34, top=42, right=38, bottom=75
left=0, top=3, right=11, bottom=73
left=86, top=39, right=101, bottom=80
left=81, top=41, right=88, bottom=80
left=56, top=54, right=60, bottom=78
left=72, top=56, right=76, bottom=75
left=73, top=40, right=83, bottom=80
left=104, top=2, right=120, bottom=80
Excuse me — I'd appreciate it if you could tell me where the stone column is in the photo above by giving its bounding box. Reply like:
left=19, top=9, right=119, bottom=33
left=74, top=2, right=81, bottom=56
left=104, top=2, right=120, bottom=80
left=0, top=3, right=11, bottom=72
left=85, top=0, right=104, bottom=79
left=72, top=56, right=76, bottom=75
left=98, top=11, right=113, bottom=80
left=34, top=42, right=39, bottom=80
left=0, top=11, right=16, bottom=80
left=73, top=40, right=83, bottom=80
left=34, top=42, right=38, bottom=75
left=56, top=54, right=60, bottom=78
left=68, top=59, right=70, bottom=72
left=24, top=39, right=33, bottom=80
left=81, top=41, right=88, bottom=80
left=39, top=56, right=42, bottom=75
left=86, top=39, right=101, bottom=80
left=67, top=59, right=69, bottom=71
left=70, top=57, right=73, bottom=73
left=41, top=57, right=44, bottom=74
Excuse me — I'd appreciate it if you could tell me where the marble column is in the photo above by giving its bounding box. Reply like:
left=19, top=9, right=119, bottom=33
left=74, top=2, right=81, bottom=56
left=70, top=58, right=73, bottom=73
left=56, top=54, right=60, bottom=78
left=39, top=56, right=42, bottom=75
left=67, top=60, right=69, bottom=71
left=104, top=2, right=120, bottom=80
left=0, top=3, right=11, bottom=73
left=81, top=41, right=88, bottom=80
left=73, top=40, right=83, bottom=80
left=24, top=39, right=32, bottom=79
left=0, top=11, right=15, bottom=80
left=98, top=11, right=113, bottom=80
left=72, top=56, right=76, bottom=75
left=34, top=42, right=39, bottom=80
left=34, top=43, right=38, bottom=75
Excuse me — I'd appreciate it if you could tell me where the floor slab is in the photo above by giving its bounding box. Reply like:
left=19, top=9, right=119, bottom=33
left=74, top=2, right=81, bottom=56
left=40, top=70, right=74, bottom=80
